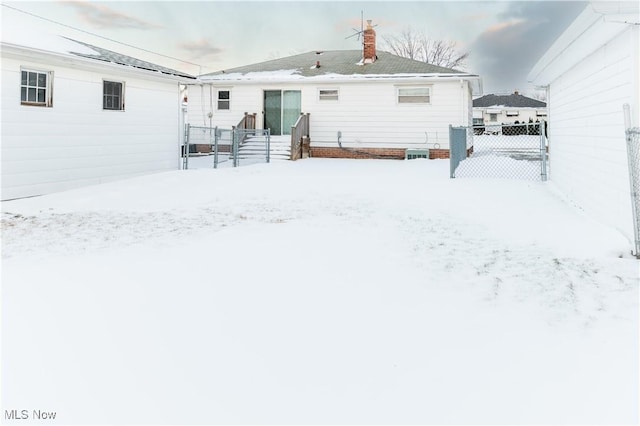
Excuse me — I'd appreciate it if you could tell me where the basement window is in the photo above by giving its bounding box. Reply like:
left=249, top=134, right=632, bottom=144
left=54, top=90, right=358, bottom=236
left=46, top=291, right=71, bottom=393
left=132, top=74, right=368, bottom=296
left=397, top=87, right=430, bottom=104
left=319, top=89, right=339, bottom=101
left=103, top=81, right=125, bottom=110
left=21, top=69, right=53, bottom=107
left=217, top=90, right=230, bottom=110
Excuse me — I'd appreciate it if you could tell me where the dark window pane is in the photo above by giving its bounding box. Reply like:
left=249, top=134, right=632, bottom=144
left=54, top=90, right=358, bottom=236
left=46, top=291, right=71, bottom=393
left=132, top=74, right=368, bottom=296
left=37, top=89, right=45, bottom=103
left=28, top=88, right=36, bottom=102
left=103, top=82, right=123, bottom=109
left=21, top=71, right=27, bottom=85
left=37, top=73, right=46, bottom=87
left=28, top=72, right=36, bottom=86
left=218, top=100, right=229, bottom=110
left=218, top=91, right=229, bottom=100
left=21, top=87, right=27, bottom=101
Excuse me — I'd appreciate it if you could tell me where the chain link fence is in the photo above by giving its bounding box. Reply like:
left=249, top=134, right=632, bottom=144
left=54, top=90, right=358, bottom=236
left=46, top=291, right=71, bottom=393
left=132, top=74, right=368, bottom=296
left=625, top=126, right=640, bottom=258
left=451, top=121, right=548, bottom=181
left=182, top=125, right=272, bottom=169
left=182, top=125, right=232, bottom=169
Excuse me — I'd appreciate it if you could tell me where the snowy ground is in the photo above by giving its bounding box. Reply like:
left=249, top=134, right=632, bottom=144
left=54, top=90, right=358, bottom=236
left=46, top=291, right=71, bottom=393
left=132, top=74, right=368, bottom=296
left=2, top=159, right=638, bottom=425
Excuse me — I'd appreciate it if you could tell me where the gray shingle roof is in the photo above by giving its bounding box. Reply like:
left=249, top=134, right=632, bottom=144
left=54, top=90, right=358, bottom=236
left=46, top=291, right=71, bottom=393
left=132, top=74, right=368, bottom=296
left=473, top=93, right=546, bottom=108
left=201, top=50, right=470, bottom=78
left=66, top=38, right=195, bottom=80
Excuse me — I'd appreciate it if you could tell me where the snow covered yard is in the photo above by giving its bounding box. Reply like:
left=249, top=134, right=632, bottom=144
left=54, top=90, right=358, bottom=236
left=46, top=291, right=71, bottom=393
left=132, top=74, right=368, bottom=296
left=2, top=159, right=638, bottom=425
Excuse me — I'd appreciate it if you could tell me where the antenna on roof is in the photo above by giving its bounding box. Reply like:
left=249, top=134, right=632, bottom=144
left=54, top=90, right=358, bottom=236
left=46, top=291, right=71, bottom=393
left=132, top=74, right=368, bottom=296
left=345, top=10, right=377, bottom=43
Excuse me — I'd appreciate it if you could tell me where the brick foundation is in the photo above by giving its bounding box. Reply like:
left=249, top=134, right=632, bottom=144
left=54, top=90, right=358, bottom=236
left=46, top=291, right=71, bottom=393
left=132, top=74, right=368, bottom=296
left=310, top=147, right=406, bottom=160
left=194, top=144, right=212, bottom=153
left=309, top=146, right=473, bottom=160
left=429, top=149, right=450, bottom=159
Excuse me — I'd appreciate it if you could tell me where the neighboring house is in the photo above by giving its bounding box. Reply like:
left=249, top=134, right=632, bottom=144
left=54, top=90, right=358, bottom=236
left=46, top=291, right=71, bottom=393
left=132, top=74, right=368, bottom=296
left=187, top=21, right=482, bottom=159
left=528, top=1, right=639, bottom=244
left=1, top=34, right=195, bottom=201
left=472, top=92, right=547, bottom=125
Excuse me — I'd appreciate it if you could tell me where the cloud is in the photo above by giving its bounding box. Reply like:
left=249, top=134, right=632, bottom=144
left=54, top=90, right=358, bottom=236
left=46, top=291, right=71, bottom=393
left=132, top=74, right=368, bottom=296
left=470, top=1, right=587, bottom=94
left=483, top=19, right=526, bottom=35
left=463, top=13, right=490, bottom=22
left=178, top=38, right=224, bottom=61
left=64, top=1, right=161, bottom=30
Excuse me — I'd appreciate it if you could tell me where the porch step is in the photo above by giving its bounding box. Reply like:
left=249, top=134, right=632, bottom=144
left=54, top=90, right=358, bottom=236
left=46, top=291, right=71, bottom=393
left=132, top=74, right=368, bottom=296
left=238, top=135, right=291, bottom=161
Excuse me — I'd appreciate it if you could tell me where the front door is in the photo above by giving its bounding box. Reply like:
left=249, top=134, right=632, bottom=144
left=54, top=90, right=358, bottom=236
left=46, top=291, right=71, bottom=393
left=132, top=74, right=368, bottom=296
left=264, top=90, right=301, bottom=136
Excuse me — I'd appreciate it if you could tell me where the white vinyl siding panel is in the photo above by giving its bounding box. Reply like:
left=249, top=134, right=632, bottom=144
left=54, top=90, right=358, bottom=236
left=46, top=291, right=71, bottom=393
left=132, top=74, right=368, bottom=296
left=187, top=80, right=470, bottom=150
left=310, top=81, right=463, bottom=149
left=1, top=57, right=181, bottom=200
left=547, top=25, right=637, bottom=240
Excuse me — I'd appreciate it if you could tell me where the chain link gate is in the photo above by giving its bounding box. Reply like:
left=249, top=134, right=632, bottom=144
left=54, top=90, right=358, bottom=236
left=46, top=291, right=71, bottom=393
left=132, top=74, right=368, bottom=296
left=182, top=125, right=271, bottom=169
left=450, top=121, right=548, bottom=181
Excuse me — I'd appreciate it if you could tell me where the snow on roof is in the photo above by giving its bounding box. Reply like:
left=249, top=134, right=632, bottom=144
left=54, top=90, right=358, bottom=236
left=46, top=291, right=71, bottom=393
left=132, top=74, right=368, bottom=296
left=1, top=26, right=195, bottom=80
left=473, top=93, right=546, bottom=108
left=201, top=70, right=478, bottom=83
left=200, top=50, right=476, bottom=80
left=197, top=50, right=482, bottom=95
left=208, top=69, right=303, bottom=81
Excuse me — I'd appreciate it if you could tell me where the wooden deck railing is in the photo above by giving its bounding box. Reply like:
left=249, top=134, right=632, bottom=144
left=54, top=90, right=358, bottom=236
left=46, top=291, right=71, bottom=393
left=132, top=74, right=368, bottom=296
left=231, top=112, right=257, bottom=157
left=290, top=113, right=310, bottom=161
left=235, top=112, right=257, bottom=131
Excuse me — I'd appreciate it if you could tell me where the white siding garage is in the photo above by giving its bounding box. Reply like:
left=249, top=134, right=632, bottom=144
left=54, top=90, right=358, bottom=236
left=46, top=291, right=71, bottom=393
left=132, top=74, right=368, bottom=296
left=528, top=2, right=640, bottom=245
left=1, top=40, right=194, bottom=200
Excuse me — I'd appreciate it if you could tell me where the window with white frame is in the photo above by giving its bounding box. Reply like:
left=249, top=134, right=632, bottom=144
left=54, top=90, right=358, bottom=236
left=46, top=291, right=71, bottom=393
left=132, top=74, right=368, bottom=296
left=489, top=113, right=498, bottom=122
left=21, top=69, right=53, bottom=107
left=319, top=89, right=339, bottom=101
left=397, top=87, right=430, bottom=104
left=103, top=80, right=124, bottom=110
left=217, top=90, right=230, bottom=110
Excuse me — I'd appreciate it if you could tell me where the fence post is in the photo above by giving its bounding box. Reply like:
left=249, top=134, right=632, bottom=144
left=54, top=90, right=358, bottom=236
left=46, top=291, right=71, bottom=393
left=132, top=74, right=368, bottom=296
left=183, top=123, right=190, bottom=170
left=540, top=119, right=548, bottom=181
left=232, top=128, right=238, bottom=167
left=266, top=128, right=271, bottom=163
left=449, top=125, right=467, bottom=178
left=214, top=126, right=219, bottom=169
left=623, top=104, right=640, bottom=258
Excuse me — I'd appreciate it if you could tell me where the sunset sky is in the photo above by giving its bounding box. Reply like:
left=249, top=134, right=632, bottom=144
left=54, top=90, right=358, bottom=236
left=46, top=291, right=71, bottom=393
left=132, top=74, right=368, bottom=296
left=1, top=1, right=589, bottom=95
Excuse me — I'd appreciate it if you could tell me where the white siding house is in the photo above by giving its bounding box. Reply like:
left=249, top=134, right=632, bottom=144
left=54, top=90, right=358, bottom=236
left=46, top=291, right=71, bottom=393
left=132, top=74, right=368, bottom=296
left=187, top=22, right=481, bottom=159
left=1, top=37, right=195, bottom=200
left=473, top=92, right=547, bottom=126
left=528, top=1, right=639, bottom=245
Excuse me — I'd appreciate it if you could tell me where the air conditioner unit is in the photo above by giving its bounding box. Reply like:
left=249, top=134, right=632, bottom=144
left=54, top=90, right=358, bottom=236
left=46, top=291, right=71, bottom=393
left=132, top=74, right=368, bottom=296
left=405, top=149, right=430, bottom=160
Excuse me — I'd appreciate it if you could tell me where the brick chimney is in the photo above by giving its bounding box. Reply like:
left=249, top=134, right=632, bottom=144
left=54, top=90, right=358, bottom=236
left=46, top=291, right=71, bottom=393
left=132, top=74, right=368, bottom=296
left=363, top=20, right=376, bottom=63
